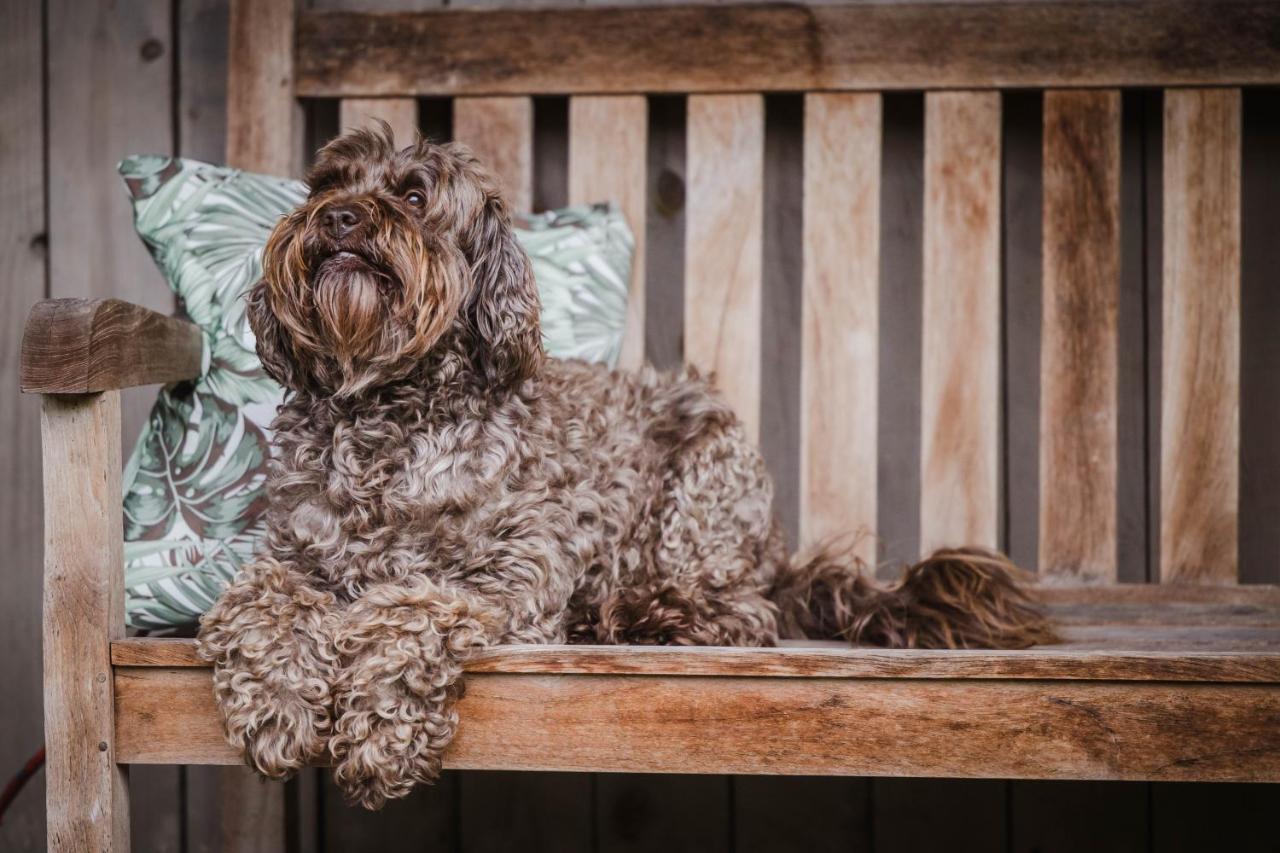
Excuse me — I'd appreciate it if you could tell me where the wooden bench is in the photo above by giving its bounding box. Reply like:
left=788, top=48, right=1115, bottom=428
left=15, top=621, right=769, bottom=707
left=20, top=2, right=1280, bottom=849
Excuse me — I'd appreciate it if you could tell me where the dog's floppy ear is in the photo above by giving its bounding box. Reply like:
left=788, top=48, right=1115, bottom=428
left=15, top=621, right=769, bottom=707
left=467, top=198, right=543, bottom=387
left=247, top=279, right=309, bottom=393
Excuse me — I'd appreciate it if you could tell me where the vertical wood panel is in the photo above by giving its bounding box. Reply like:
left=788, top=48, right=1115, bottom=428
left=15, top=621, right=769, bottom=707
left=338, top=98, right=420, bottom=147
left=920, top=92, right=1002, bottom=552
left=685, top=94, right=764, bottom=441
left=324, top=774, right=456, bottom=852
left=42, top=393, right=129, bottom=853
left=1152, top=782, right=1280, bottom=851
left=1160, top=88, right=1241, bottom=583
left=0, top=0, right=47, bottom=847
left=459, top=771, right=590, bottom=852
left=179, top=0, right=230, bottom=165
left=221, top=4, right=295, bottom=849
left=1039, top=90, right=1121, bottom=583
left=734, top=776, right=869, bottom=853
left=1010, top=781, right=1148, bottom=853
left=800, top=93, right=880, bottom=561
left=874, top=779, right=1006, bottom=853
left=46, top=1, right=182, bottom=847
left=597, top=775, right=729, bottom=853
left=569, top=96, right=648, bottom=369
left=227, top=0, right=298, bottom=176
left=453, top=97, right=534, bottom=212
left=180, top=3, right=302, bottom=848
left=47, top=0, right=178, bottom=446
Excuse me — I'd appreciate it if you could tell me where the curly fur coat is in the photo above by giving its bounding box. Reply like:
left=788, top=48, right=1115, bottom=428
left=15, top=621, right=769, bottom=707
left=197, top=126, right=1055, bottom=809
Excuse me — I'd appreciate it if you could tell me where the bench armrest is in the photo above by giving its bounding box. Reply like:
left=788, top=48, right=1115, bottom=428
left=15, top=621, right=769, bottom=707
left=21, top=298, right=204, bottom=394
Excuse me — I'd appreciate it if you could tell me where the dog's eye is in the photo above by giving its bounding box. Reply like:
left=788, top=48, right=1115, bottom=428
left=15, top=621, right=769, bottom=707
left=405, top=191, right=425, bottom=207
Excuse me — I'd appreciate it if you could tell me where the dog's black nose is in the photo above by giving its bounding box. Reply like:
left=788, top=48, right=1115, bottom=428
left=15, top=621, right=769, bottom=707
left=323, top=205, right=360, bottom=239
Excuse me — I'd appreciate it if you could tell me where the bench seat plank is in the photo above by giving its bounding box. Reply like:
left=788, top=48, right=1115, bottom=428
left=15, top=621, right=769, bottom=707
left=113, top=586, right=1280, bottom=677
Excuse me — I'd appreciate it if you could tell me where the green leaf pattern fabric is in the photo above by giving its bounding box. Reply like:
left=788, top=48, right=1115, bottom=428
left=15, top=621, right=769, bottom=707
left=119, top=155, right=632, bottom=628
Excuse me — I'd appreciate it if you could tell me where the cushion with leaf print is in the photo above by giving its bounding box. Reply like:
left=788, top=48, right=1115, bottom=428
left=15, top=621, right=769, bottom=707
left=119, top=155, right=633, bottom=629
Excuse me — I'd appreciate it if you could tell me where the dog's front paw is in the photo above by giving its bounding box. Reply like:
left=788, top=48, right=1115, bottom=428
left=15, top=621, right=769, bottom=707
left=198, top=556, right=341, bottom=778
left=218, top=674, right=332, bottom=779
left=329, top=699, right=456, bottom=809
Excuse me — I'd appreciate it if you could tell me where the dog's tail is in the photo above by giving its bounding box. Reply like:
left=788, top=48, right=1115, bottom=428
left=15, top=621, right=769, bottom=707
left=770, top=541, right=1058, bottom=649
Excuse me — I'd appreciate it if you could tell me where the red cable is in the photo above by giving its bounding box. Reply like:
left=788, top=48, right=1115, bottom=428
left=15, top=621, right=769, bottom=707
left=0, top=746, right=45, bottom=826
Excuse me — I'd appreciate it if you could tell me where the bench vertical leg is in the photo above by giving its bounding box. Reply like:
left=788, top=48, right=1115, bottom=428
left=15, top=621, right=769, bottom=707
left=42, top=392, right=130, bottom=852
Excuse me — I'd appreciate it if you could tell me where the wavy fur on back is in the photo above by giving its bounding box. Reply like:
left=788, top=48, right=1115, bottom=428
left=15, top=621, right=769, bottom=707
left=197, top=126, right=1056, bottom=810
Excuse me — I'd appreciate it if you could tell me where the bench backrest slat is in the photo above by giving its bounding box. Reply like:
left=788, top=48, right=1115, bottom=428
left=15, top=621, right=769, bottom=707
left=684, top=94, right=765, bottom=444
left=1161, top=89, right=1242, bottom=583
left=452, top=97, right=535, bottom=215
left=226, top=0, right=296, bottom=175
left=338, top=98, right=419, bottom=159
left=800, top=93, right=880, bottom=563
left=569, top=96, right=649, bottom=371
left=294, top=3, right=1280, bottom=97
left=920, top=92, right=1002, bottom=553
left=1039, top=90, right=1123, bottom=583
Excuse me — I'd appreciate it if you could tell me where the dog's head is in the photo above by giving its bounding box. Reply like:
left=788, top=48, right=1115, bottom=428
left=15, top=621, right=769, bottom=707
left=251, top=124, right=542, bottom=397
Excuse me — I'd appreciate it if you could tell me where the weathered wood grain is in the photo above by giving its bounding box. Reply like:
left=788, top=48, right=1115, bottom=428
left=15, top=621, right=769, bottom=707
left=1039, top=91, right=1121, bottom=583
left=21, top=298, right=204, bottom=394
left=112, top=582, right=1280, bottom=682
left=45, top=1, right=185, bottom=847
left=337, top=98, right=419, bottom=147
left=47, top=0, right=177, bottom=457
left=920, top=92, right=1002, bottom=552
left=685, top=95, right=764, bottom=441
left=111, top=640, right=1280, bottom=683
left=111, top=583, right=1280, bottom=665
left=178, top=0, right=230, bottom=165
left=800, top=93, right=880, bottom=560
left=43, top=393, right=129, bottom=852
left=296, top=3, right=1280, bottom=98
left=569, top=96, right=648, bottom=369
left=452, top=97, right=534, bottom=213
left=227, top=0, right=298, bottom=175
left=116, top=666, right=1280, bottom=782
left=0, top=0, right=48, bottom=847
left=1161, top=89, right=1241, bottom=583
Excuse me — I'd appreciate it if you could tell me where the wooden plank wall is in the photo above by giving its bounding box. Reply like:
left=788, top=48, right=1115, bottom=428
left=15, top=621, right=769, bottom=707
left=4, top=1, right=1280, bottom=851
left=0, top=0, right=49, bottom=848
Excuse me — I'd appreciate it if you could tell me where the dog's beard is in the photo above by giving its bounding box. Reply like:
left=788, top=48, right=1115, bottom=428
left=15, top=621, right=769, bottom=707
left=312, top=252, right=390, bottom=365
left=258, top=205, right=471, bottom=396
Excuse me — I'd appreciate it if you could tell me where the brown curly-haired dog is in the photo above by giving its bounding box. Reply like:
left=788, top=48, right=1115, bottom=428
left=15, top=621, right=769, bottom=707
left=197, top=126, right=1056, bottom=809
